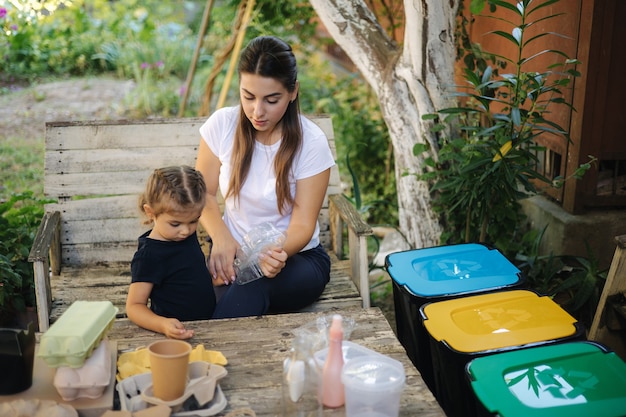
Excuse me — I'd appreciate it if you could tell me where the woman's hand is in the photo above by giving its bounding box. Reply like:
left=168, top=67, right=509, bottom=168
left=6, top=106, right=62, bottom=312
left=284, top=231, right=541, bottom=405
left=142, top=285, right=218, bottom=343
left=208, top=234, right=239, bottom=285
left=258, top=246, right=288, bottom=278
left=196, top=140, right=239, bottom=285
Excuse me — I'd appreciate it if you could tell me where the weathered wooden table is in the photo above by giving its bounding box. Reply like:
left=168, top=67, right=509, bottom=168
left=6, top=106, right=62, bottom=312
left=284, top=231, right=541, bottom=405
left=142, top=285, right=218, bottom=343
left=109, top=307, right=445, bottom=417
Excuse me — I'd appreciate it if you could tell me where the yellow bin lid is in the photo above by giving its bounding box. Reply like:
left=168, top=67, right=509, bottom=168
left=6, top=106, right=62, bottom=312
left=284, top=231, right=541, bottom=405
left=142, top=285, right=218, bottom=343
left=422, top=290, right=578, bottom=353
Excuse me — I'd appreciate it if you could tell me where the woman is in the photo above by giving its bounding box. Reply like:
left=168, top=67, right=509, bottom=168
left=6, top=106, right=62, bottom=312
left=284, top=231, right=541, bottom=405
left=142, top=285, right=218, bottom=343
left=196, top=35, right=335, bottom=318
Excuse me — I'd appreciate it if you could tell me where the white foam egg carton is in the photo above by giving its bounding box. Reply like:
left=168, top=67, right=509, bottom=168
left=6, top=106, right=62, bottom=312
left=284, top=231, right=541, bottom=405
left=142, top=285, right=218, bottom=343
left=53, top=339, right=111, bottom=401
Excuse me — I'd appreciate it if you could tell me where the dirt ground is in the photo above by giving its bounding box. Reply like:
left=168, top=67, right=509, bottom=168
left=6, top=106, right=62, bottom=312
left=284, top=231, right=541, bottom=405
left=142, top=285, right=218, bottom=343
left=0, top=76, right=398, bottom=333
left=0, top=77, right=134, bottom=144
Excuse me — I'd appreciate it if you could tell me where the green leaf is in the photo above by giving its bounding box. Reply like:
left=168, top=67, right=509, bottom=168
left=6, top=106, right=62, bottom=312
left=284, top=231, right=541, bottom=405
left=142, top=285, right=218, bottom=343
left=438, top=106, right=483, bottom=115
left=523, top=32, right=551, bottom=47
left=525, top=12, right=566, bottom=28
left=527, top=0, right=561, bottom=17
left=511, top=107, right=521, bottom=126
left=481, top=66, right=493, bottom=84
left=565, top=68, right=582, bottom=77
left=413, top=143, right=430, bottom=155
left=488, top=0, right=523, bottom=16
left=489, top=30, right=520, bottom=46
left=470, top=0, right=487, bottom=15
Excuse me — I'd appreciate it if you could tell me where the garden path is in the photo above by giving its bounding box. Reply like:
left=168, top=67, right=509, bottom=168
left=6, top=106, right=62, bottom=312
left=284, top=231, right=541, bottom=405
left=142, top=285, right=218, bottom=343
left=0, top=76, right=134, bottom=145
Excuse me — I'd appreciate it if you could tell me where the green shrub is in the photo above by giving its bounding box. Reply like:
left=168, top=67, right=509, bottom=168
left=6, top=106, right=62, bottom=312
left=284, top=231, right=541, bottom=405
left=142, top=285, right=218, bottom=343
left=417, top=0, right=603, bottom=324
left=422, top=0, right=586, bottom=246
left=515, top=227, right=607, bottom=328
left=0, top=192, right=50, bottom=326
left=0, top=1, right=110, bottom=80
left=300, top=61, right=396, bottom=226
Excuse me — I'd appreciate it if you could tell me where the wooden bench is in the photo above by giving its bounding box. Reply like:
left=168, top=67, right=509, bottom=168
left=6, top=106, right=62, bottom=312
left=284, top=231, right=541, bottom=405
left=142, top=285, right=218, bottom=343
left=28, top=116, right=373, bottom=332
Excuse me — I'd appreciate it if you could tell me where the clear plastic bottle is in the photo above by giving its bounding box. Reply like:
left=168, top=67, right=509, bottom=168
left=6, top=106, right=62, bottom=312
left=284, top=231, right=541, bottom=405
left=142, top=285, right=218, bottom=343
left=321, top=314, right=345, bottom=408
left=281, top=333, right=322, bottom=417
left=234, top=222, right=286, bottom=285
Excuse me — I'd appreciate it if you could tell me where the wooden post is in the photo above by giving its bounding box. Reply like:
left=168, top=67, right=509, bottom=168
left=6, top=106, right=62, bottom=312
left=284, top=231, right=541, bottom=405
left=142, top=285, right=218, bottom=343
left=216, top=0, right=255, bottom=109
left=178, top=0, right=215, bottom=117
left=588, top=234, right=626, bottom=359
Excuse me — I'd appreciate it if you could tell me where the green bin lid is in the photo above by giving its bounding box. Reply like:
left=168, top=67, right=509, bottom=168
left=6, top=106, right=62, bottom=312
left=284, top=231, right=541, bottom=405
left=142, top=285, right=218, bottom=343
left=467, top=341, right=626, bottom=417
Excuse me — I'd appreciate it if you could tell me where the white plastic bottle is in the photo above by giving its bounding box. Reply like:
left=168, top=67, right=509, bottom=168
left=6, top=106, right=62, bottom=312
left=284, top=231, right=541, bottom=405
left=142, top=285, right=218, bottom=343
left=321, top=314, right=345, bottom=408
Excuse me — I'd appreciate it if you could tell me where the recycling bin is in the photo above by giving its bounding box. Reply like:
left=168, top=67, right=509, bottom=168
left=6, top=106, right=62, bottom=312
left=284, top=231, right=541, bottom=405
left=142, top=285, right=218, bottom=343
left=386, top=243, right=524, bottom=393
left=467, top=341, right=626, bottom=417
left=421, top=289, right=586, bottom=417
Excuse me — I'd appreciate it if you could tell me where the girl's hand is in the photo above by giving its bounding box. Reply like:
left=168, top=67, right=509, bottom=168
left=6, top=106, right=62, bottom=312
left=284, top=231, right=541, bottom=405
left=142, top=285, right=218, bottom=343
left=163, top=318, right=194, bottom=339
left=258, top=246, right=288, bottom=278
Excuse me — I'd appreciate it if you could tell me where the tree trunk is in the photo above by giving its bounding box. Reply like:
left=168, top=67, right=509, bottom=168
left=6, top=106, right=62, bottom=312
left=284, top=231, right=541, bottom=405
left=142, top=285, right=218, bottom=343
left=309, top=0, right=459, bottom=248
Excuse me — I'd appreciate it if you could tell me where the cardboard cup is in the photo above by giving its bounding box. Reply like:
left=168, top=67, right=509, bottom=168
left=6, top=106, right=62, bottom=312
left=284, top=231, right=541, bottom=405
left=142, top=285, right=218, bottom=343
left=148, top=340, right=191, bottom=401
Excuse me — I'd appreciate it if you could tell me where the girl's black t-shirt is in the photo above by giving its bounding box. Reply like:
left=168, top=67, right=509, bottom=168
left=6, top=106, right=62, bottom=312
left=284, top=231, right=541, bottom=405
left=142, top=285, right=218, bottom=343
left=131, top=231, right=216, bottom=321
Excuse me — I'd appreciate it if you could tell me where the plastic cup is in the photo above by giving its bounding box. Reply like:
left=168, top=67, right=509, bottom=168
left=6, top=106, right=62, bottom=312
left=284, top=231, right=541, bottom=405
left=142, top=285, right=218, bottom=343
left=341, top=355, right=406, bottom=417
left=148, top=339, right=191, bottom=401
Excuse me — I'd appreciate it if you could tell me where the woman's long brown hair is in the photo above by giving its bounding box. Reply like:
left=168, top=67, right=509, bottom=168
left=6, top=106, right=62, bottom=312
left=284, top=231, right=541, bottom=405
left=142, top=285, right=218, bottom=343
left=226, top=36, right=302, bottom=215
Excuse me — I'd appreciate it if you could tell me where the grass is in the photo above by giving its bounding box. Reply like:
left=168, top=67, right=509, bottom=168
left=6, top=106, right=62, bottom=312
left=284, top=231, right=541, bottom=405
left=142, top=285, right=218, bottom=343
left=0, top=136, right=44, bottom=201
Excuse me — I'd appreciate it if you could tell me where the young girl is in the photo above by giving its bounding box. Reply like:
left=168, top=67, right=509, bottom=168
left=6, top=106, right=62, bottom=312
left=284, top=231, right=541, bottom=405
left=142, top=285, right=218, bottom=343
left=195, top=36, right=335, bottom=318
left=126, top=165, right=216, bottom=339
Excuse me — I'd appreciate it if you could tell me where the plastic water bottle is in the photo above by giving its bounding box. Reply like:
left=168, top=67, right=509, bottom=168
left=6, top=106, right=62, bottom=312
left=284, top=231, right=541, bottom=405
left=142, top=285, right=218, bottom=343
left=281, top=333, right=322, bottom=416
left=321, top=314, right=345, bottom=408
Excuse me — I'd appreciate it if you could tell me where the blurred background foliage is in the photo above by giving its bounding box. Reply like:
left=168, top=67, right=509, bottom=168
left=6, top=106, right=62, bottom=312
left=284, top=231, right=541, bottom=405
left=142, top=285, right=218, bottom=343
left=0, top=0, right=397, bottom=226
left=0, top=0, right=606, bottom=326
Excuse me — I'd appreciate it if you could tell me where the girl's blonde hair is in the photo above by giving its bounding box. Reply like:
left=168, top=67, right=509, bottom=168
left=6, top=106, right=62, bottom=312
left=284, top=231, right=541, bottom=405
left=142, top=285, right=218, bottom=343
left=139, top=165, right=206, bottom=224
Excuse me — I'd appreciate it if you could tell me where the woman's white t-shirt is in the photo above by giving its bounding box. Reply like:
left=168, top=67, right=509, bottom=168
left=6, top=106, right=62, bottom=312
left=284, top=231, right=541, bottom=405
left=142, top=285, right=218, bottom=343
left=199, top=106, right=336, bottom=251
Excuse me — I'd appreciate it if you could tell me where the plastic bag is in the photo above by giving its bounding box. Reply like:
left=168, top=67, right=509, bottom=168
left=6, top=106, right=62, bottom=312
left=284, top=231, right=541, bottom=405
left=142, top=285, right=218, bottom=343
left=234, top=222, right=286, bottom=284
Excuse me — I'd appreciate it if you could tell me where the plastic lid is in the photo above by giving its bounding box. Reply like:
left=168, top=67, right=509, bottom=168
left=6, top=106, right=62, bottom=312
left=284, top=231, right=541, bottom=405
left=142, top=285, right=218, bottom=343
left=314, top=340, right=386, bottom=367
left=467, top=341, right=626, bottom=417
left=422, top=290, right=579, bottom=352
left=38, top=300, right=118, bottom=367
left=386, top=243, right=521, bottom=297
left=341, top=355, right=405, bottom=392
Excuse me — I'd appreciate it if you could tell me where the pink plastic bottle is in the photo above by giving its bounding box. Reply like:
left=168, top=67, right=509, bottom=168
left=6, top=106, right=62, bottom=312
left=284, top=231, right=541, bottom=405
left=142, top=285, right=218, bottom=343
left=321, top=314, right=345, bottom=408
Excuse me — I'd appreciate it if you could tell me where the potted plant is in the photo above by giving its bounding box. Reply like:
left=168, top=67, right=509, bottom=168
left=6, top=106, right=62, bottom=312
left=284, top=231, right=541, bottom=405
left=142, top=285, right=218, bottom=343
left=420, top=0, right=593, bottom=249
left=417, top=0, right=603, bottom=325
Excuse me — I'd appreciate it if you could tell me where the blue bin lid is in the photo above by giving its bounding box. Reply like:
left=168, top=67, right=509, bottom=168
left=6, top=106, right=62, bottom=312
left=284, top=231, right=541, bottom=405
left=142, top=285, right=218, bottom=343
left=467, top=341, right=626, bottom=417
left=385, top=243, right=521, bottom=297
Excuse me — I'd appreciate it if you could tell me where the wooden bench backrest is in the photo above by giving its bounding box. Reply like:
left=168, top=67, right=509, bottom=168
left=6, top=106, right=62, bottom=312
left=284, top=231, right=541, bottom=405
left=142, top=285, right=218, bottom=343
left=44, top=115, right=340, bottom=267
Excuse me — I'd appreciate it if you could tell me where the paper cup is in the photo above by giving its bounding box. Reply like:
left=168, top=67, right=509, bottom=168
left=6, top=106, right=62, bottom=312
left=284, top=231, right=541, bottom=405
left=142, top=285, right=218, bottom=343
left=148, top=340, right=191, bottom=401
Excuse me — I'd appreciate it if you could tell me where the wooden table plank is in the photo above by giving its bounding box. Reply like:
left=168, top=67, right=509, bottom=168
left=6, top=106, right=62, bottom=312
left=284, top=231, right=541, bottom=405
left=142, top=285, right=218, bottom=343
left=108, top=307, right=445, bottom=417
